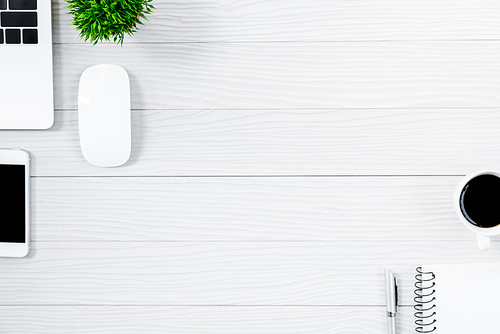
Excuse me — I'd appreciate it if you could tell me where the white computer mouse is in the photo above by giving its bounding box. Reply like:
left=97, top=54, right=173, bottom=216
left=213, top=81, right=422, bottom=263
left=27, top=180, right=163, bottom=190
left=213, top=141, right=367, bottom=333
left=78, top=64, right=131, bottom=167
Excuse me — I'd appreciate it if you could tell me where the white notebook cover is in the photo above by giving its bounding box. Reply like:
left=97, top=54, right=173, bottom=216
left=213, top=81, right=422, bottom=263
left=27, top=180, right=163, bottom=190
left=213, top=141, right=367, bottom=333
left=419, top=262, right=500, bottom=333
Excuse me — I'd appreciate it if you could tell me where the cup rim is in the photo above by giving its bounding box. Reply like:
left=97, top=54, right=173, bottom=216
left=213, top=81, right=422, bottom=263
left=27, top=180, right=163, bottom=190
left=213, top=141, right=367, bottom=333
left=454, top=170, right=500, bottom=236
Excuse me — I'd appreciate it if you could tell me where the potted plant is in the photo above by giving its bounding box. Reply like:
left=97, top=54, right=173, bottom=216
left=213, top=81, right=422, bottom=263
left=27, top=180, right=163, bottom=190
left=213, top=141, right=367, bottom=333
left=66, top=0, right=155, bottom=45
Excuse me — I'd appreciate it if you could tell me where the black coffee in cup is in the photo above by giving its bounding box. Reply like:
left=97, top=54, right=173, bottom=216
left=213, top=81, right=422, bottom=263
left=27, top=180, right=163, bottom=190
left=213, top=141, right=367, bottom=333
left=459, top=174, right=500, bottom=228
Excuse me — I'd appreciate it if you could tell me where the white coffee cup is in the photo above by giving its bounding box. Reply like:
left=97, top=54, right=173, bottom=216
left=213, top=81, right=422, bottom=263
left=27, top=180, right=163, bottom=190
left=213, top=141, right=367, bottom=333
left=454, top=170, right=500, bottom=251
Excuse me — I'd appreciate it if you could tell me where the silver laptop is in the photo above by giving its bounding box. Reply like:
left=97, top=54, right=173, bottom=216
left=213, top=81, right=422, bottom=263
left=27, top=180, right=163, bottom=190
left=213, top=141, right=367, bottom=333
left=0, top=0, right=53, bottom=129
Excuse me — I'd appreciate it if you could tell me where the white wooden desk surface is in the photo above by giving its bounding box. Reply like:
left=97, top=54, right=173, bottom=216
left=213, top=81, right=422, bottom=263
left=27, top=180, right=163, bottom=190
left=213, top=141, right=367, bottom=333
left=2, top=0, right=500, bottom=332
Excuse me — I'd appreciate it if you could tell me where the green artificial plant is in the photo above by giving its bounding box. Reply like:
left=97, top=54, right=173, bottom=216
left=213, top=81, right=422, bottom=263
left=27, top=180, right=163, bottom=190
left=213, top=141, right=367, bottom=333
left=66, top=0, right=155, bottom=46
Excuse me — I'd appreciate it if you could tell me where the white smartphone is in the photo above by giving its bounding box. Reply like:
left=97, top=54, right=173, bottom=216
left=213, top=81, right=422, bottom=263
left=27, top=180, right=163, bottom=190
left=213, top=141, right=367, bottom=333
left=0, top=149, right=30, bottom=257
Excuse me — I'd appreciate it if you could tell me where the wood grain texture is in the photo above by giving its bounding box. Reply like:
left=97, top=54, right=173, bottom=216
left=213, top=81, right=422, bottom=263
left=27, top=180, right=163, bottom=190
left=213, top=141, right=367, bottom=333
left=1, top=241, right=499, bottom=306
left=32, top=176, right=469, bottom=242
left=53, top=42, right=500, bottom=110
left=3, top=110, right=499, bottom=176
left=6, top=2, right=498, bottom=333
left=52, top=0, right=500, bottom=43
left=0, top=305, right=416, bottom=333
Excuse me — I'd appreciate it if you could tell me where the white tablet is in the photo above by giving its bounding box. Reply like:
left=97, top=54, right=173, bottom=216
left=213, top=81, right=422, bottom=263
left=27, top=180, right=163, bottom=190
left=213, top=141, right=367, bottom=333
left=0, top=149, right=30, bottom=257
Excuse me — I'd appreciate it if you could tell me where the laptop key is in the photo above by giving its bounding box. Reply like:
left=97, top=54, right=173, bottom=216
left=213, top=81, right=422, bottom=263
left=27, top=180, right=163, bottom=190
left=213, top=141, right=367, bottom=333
left=22, top=28, right=36, bottom=44
left=5, top=29, right=20, bottom=44
left=0, top=29, right=3, bottom=44
left=9, top=0, right=37, bottom=10
left=1, top=12, right=37, bottom=27
left=0, top=0, right=6, bottom=10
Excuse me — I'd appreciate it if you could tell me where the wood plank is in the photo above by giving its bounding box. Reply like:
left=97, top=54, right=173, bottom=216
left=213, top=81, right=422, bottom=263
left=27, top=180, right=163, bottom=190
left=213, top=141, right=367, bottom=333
left=53, top=0, right=500, bottom=43
left=5, top=110, right=500, bottom=176
left=0, top=241, right=498, bottom=306
left=0, top=305, right=416, bottom=333
left=21, top=2, right=497, bottom=334
left=32, top=176, right=470, bottom=242
left=53, top=42, right=500, bottom=110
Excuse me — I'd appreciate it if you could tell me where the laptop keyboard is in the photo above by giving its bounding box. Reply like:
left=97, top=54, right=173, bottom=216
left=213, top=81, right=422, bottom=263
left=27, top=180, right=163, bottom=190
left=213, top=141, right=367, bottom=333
left=0, top=0, right=38, bottom=44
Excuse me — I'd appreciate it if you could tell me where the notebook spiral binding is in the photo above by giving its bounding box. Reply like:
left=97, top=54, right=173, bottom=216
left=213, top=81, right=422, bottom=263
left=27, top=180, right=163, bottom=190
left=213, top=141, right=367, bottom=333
left=414, top=267, right=437, bottom=333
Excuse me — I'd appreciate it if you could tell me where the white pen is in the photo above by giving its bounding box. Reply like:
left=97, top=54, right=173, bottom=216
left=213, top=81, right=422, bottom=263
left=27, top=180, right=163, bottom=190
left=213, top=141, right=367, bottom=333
left=384, top=269, right=398, bottom=334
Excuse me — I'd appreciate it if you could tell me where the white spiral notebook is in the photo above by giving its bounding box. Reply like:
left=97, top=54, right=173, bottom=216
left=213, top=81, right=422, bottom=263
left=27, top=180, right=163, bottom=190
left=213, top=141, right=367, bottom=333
left=414, top=262, right=500, bottom=333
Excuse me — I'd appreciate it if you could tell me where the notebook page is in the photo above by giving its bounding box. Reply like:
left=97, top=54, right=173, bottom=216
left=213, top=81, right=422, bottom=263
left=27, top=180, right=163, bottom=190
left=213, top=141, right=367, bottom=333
left=423, top=262, right=500, bottom=334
